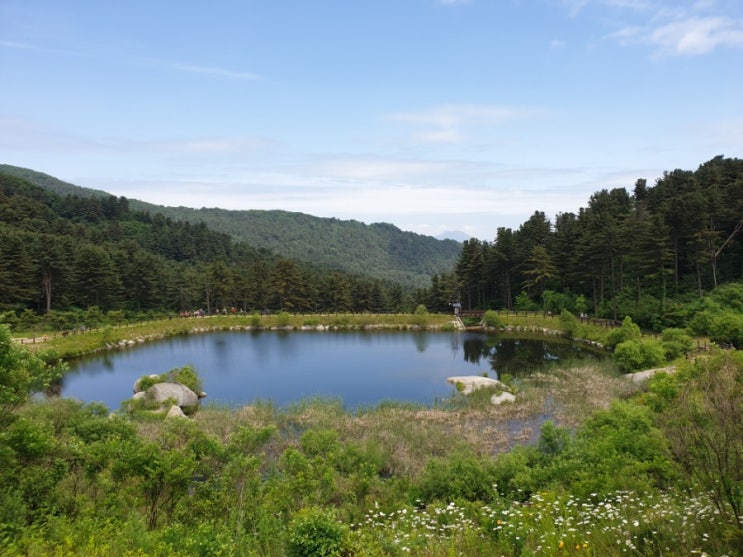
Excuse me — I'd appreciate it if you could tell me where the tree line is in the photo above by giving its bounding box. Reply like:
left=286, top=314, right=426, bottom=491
left=421, top=155, right=743, bottom=330
left=0, top=173, right=412, bottom=327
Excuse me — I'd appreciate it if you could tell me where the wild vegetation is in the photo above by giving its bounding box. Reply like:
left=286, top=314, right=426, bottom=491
left=1, top=157, right=742, bottom=554
left=1, top=314, right=741, bottom=555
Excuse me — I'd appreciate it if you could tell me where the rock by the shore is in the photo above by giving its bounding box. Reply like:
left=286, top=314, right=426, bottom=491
left=491, top=391, right=516, bottom=405
left=165, top=405, right=187, bottom=419
left=447, top=375, right=503, bottom=395
left=146, top=382, right=200, bottom=411
left=624, top=366, right=676, bottom=383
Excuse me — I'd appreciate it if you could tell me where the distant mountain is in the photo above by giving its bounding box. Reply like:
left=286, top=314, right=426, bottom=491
left=1, top=164, right=461, bottom=287
left=436, top=230, right=469, bottom=242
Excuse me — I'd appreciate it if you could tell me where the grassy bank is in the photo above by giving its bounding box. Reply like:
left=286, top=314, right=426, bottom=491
left=17, top=312, right=456, bottom=360
left=5, top=355, right=739, bottom=555
left=3, top=314, right=741, bottom=555
left=20, top=310, right=616, bottom=362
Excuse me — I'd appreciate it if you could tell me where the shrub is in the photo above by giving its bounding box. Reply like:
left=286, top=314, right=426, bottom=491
left=709, top=311, right=743, bottom=348
left=660, top=327, right=693, bottom=360
left=163, top=364, right=203, bottom=394
left=286, top=507, right=349, bottom=557
left=482, top=310, right=502, bottom=329
left=135, top=365, right=203, bottom=395
left=568, top=401, right=677, bottom=497
left=412, top=304, right=429, bottom=327
left=613, top=339, right=665, bottom=372
left=250, top=312, right=262, bottom=327
left=514, top=291, right=537, bottom=311
left=657, top=352, right=743, bottom=528
left=415, top=453, right=498, bottom=503
left=559, top=309, right=580, bottom=338
left=605, top=316, right=641, bottom=350
left=277, top=311, right=292, bottom=328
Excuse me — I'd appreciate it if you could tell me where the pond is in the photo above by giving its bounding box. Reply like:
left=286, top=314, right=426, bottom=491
left=61, top=330, right=604, bottom=411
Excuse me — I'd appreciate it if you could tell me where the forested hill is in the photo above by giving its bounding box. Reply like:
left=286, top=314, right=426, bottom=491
left=139, top=207, right=462, bottom=288
left=0, top=171, right=420, bottom=317
left=421, top=155, right=743, bottom=332
left=0, top=164, right=461, bottom=288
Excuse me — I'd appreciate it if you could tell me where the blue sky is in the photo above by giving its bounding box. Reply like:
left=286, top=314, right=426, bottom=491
left=2, top=0, right=742, bottom=240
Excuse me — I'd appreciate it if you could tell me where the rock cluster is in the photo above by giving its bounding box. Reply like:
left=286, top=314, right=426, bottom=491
left=131, top=376, right=204, bottom=418
left=446, top=375, right=516, bottom=406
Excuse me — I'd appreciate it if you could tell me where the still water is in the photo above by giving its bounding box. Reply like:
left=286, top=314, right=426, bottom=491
left=61, top=330, right=603, bottom=411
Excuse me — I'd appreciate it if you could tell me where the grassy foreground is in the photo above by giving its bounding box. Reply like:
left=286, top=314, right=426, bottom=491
left=2, top=314, right=741, bottom=555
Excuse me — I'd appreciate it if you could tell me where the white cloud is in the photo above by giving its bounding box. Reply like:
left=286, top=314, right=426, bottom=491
left=392, top=104, right=534, bottom=128
left=577, top=0, right=743, bottom=56
left=171, top=63, right=262, bottom=80
left=412, top=129, right=464, bottom=144
left=148, top=137, right=272, bottom=155
left=312, top=157, right=449, bottom=181
left=390, top=104, right=542, bottom=144
left=648, top=16, right=743, bottom=55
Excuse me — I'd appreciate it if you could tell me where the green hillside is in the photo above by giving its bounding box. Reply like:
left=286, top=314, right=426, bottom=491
left=0, top=164, right=461, bottom=288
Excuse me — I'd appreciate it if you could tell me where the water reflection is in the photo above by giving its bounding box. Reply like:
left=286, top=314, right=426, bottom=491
left=461, top=335, right=601, bottom=378
left=61, top=331, right=604, bottom=410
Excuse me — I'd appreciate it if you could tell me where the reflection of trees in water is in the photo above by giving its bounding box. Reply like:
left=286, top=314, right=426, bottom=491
left=462, top=337, right=492, bottom=364
left=461, top=335, right=603, bottom=377
left=412, top=332, right=430, bottom=352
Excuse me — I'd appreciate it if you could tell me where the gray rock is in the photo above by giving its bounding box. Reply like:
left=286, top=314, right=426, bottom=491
left=446, top=375, right=503, bottom=395
left=490, top=392, right=516, bottom=405
left=146, top=382, right=199, bottom=410
left=165, top=405, right=187, bottom=419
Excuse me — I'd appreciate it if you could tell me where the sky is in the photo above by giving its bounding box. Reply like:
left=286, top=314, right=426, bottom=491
left=1, top=0, right=742, bottom=241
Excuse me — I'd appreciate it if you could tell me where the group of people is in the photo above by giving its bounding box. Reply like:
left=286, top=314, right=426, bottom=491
left=176, top=307, right=241, bottom=318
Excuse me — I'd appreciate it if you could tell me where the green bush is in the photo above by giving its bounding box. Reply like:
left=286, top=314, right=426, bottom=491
left=660, top=327, right=693, bottom=360
left=415, top=453, right=498, bottom=503
left=709, top=311, right=743, bottom=348
left=567, top=401, right=677, bottom=497
left=605, top=316, right=641, bottom=350
left=613, top=338, right=665, bottom=372
left=559, top=309, right=580, bottom=338
left=286, top=507, right=349, bottom=557
left=412, top=304, right=429, bottom=327
left=277, top=311, right=292, bottom=328
left=134, top=365, right=204, bottom=396
left=483, top=310, right=502, bottom=328
left=250, top=312, right=262, bottom=327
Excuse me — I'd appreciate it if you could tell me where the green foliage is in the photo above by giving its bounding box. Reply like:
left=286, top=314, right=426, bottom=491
left=411, top=304, right=429, bottom=326
left=659, top=327, right=693, bottom=360
left=656, top=352, right=743, bottom=528
left=287, top=507, right=349, bottom=557
left=482, top=309, right=502, bottom=328
left=0, top=325, right=62, bottom=428
left=613, top=338, right=666, bottom=372
left=249, top=311, right=262, bottom=327
left=541, top=289, right=572, bottom=314
left=514, top=291, right=537, bottom=311
left=537, top=420, right=571, bottom=457
left=709, top=310, right=743, bottom=348
left=559, top=309, right=580, bottom=338
left=277, top=311, right=292, bottom=328
left=137, top=364, right=203, bottom=395
left=605, top=316, right=641, bottom=350
left=416, top=453, right=499, bottom=503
